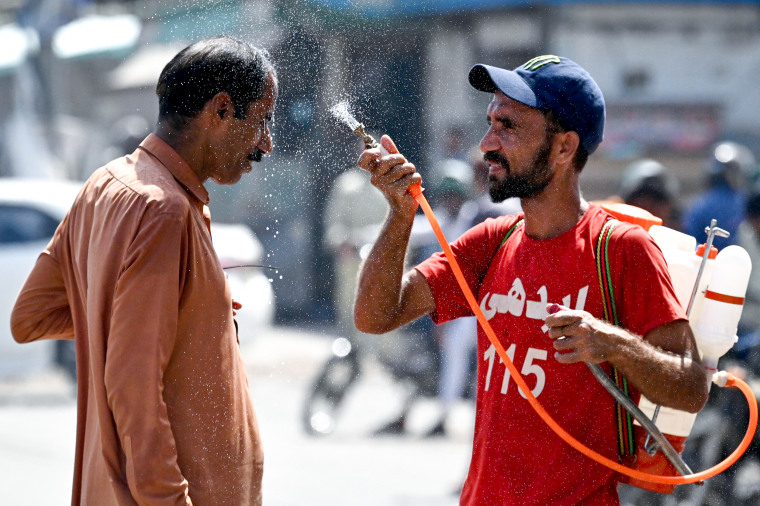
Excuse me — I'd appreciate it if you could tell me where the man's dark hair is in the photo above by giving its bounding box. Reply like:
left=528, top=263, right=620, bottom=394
left=541, top=109, right=589, bottom=170
left=156, top=36, right=276, bottom=131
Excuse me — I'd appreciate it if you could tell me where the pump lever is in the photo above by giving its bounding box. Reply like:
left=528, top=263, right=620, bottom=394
left=686, top=219, right=728, bottom=318
left=705, top=221, right=730, bottom=239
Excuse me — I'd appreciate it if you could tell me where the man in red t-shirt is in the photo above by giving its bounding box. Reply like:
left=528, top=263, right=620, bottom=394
left=353, top=55, right=708, bottom=505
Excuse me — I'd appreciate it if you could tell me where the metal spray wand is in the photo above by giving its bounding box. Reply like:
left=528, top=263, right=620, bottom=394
left=329, top=101, right=380, bottom=150
left=330, top=101, right=422, bottom=197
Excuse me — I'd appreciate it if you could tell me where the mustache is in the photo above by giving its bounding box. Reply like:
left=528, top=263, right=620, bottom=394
left=247, top=149, right=266, bottom=163
left=483, top=151, right=509, bottom=170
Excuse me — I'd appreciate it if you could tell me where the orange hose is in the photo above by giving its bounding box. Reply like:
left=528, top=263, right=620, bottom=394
left=412, top=189, right=758, bottom=484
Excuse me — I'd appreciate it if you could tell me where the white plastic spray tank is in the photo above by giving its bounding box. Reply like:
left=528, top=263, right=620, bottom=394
left=639, top=223, right=746, bottom=435
left=693, top=245, right=752, bottom=375
left=631, top=240, right=752, bottom=482
left=638, top=226, right=710, bottom=441
left=649, top=225, right=701, bottom=310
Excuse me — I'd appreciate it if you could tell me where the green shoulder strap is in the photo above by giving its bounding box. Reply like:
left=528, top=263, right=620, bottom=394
left=499, top=218, right=524, bottom=248
left=596, top=219, right=636, bottom=460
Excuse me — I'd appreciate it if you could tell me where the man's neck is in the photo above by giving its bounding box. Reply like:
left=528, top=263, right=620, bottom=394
left=153, top=124, right=207, bottom=183
left=520, top=188, right=588, bottom=240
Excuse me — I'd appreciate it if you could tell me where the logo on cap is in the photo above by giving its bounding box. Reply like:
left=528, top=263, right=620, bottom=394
left=522, top=55, right=561, bottom=71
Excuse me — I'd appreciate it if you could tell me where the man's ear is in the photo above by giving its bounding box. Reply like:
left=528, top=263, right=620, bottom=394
left=553, top=131, right=580, bottom=168
left=208, top=92, right=233, bottom=123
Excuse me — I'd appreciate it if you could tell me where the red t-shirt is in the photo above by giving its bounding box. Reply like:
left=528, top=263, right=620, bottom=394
left=415, top=205, right=685, bottom=505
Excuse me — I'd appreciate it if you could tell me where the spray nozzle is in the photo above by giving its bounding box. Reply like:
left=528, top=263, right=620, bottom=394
left=352, top=123, right=379, bottom=150
left=331, top=101, right=423, bottom=198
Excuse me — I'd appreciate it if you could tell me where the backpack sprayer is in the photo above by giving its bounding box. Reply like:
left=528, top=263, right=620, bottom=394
left=332, top=102, right=757, bottom=490
left=597, top=202, right=754, bottom=492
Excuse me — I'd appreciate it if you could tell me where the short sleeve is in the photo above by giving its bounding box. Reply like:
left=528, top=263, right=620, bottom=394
left=415, top=215, right=522, bottom=324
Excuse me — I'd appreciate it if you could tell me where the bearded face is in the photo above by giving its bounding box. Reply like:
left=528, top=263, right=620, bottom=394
left=485, top=133, right=554, bottom=202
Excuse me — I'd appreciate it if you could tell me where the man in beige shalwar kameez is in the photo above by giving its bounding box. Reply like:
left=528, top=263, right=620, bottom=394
left=11, top=36, right=278, bottom=505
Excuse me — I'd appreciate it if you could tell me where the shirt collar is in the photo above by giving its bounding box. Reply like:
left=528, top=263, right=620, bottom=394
left=139, top=133, right=210, bottom=205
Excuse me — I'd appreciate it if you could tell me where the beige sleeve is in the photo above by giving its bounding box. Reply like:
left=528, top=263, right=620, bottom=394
left=11, top=250, right=74, bottom=343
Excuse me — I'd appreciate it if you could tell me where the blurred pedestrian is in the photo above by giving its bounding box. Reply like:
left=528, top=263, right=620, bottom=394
left=11, top=36, right=276, bottom=505
left=99, top=114, right=152, bottom=168
left=376, top=158, right=476, bottom=436
left=737, top=191, right=760, bottom=361
left=682, top=141, right=757, bottom=248
left=442, top=124, right=470, bottom=162
left=323, top=141, right=388, bottom=350
left=413, top=158, right=476, bottom=260
left=616, top=158, right=682, bottom=231
left=354, top=55, right=707, bottom=504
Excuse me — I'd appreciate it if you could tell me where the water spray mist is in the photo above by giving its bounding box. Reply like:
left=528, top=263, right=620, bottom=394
left=330, top=100, right=420, bottom=196
left=329, top=101, right=380, bottom=150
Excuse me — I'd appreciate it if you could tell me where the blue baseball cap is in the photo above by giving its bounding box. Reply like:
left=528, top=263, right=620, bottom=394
left=469, top=55, right=605, bottom=155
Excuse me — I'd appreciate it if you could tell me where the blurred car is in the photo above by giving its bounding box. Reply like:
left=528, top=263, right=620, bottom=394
left=210, top=222, right=276, bottom=344
left=0, top=178, right=82, bottom=380
left=0, top=177, right=275, bottom=381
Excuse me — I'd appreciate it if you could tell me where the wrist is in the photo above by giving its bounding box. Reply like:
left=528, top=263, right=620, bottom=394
left=387, top=198, right=418, bottom=223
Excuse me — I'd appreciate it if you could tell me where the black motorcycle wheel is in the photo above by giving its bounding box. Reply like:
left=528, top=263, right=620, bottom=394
left=301, top=347, right=360, bottom=436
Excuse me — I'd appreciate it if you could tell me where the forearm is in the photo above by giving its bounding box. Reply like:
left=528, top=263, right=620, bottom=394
left=354, top=208, right=417, bottom=334
left=547, top=310, right=709, bottom=413
left=606, top=325, right=708, bottom=413
left=11, top=252, right=73, bottom=343
left=354, top=134, right=433, bottom=333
